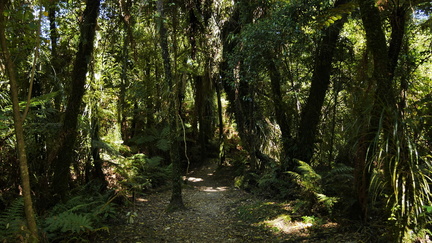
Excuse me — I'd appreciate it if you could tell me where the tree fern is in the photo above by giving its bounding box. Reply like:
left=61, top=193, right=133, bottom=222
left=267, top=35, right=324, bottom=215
left=117, top=153, right=171, bottom=192
left=131, top=126, right=171, bottom=151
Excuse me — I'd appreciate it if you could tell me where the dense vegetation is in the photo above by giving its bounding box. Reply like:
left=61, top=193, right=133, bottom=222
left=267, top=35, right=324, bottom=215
left=0, top=0, right=431, bottom=242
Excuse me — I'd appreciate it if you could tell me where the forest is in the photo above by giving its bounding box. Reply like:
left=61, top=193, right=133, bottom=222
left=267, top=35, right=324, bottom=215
left=0, top=0, right=432, bottom=242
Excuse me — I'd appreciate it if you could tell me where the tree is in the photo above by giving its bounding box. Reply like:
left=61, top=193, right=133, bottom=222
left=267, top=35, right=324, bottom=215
left=51, top=0, right=101, bottom=200
left=288, top=0, right=350, bottom=168
left=156, top=0, right=185, bottom=211
left=356, top=0, right=432, bottom=240
left=0, top=1, right=39, bottom=241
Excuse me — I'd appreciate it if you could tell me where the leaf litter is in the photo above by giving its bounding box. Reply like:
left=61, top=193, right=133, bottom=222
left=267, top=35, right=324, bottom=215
left=96, top=160, right=367, bottom=242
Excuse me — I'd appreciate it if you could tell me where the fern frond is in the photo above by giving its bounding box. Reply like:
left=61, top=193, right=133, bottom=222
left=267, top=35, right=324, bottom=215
left=0, top=197, right=24, bottom=226
left=160, top=126, right=170, bottom=137
left=0, top=197, right=27, bottom=241
left=156, top=138, right=170, bottom=151
left=296, top=160, right=321, bottom=181
left=44, top=211, right=93, bottom=234
left=327, top=163, right=354, bottom=176
left=147, top=156, right=163, bottom=167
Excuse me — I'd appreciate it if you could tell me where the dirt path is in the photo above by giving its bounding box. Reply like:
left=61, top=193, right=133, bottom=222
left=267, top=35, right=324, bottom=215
left=98, top=161, right=279, bottom=242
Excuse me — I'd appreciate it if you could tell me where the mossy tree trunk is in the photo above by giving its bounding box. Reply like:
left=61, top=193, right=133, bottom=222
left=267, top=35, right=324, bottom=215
left=290, top=0, right=349, bottom=167
left=50, top=0, right=101, bottom=200
left=0, top=2, right=39, bottom=241
left=355, top=0, right=404, bottom=221
left=156, top=0, right=185, bottom=211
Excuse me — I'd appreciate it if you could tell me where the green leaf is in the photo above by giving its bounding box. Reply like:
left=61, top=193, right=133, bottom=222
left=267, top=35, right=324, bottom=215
left=156, top=138, right=170, bottom=151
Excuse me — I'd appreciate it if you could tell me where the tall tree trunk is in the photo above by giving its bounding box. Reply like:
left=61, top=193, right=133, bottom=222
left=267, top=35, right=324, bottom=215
left=289, top=0, right=349, bottom=167
left=220, top=3, right=261, bottom=170
left=0, top=3, right=39, bottom=241
left=156, top=0, right=185, bottom=211
left=51, top=0, right=101, bottom=200
left=267, top=58, right=292, bottom=166
left=355, top=0, right=403, bottom=220
left=215, top=77, right=225, bottom=165
left=186, top=0, right=214, bottom=162
left=119, top=0, right=133, bottom=142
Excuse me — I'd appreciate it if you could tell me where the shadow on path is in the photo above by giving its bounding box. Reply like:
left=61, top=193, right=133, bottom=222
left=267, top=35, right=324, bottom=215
left=97, top=160, right=280, bottom=242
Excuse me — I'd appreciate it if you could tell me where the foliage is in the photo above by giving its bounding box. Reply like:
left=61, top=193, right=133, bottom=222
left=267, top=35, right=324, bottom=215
left=130, top=126, right=171, bottom=153
left=288, top=160, right=353, bottom=215
left=0, top=197, right=29, bottom=242
left=255, top=168, right=292, bottom=200
left=117, top=153, right=171, bottom=195
left=44, top=211, right=93, bottom=234
left=368, top=118, right=432, bottom=242
left=42, top=190, right=116, bottom=242
left=0, top=0, right=431, bottom=240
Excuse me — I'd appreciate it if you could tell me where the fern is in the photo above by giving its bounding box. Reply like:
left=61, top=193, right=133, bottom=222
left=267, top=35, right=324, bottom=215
left=288, top=160, right=322, bottom=194
left=117, top=154, right=171, bottom=192
left=322, top=163, right=354, bottom=196
left=287, top=160, right=343, bottom=214
left=0, top=197, right=27, bottom=241
left=130, top=126, right=171, bottom=151
left=45, top=211, right=93, bottom=233
left=156, top=138, right=170, bottom=151
left=256, top=169, right=291, bottom=199
left=42, top=191, right=115, bottom=241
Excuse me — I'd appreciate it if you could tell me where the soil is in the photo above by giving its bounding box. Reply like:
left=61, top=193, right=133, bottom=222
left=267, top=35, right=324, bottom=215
left=95, top=160, right=366, bottom=243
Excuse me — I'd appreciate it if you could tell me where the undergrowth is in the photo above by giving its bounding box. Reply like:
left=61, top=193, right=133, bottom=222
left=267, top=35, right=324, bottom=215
left=0, top=185, right=120, bottom=242
left=0, top=197, right=28, bottom=242
left=117, top=153, right=171, bottom=196
left=41, top=188, right=118, bottom=242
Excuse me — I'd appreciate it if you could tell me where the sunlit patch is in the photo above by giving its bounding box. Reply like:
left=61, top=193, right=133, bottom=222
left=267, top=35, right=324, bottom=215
left=264, top=216, right=312, bottom=234
left=136, top=198, right=149, bottom=202
left=187, top=177, right=204, bottom=182
left=201, top=186, right=229, bottom=192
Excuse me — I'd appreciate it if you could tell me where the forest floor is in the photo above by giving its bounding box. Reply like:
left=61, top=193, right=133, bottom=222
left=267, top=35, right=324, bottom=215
left=96, top=160, right=369, bottom=242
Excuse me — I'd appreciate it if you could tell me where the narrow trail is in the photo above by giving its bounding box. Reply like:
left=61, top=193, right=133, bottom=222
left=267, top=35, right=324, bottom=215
left=99, top=161, right=280, bottom=242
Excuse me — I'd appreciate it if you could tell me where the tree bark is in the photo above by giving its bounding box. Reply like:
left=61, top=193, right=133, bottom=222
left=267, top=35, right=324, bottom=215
left=119, top=0, right=133, bottom=142
left=354, top=0, right=402, bottom=220
left=51, top=0, right=101, bottom=200
left=290, top=0, right=349, bottom=166
left=220, top=2, right=261, bottom=170
left=0, top=2, right=39, bottom=241
left=156, top=0, right=185, bottom=211
left=267, top=58, right=292, bottom=167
